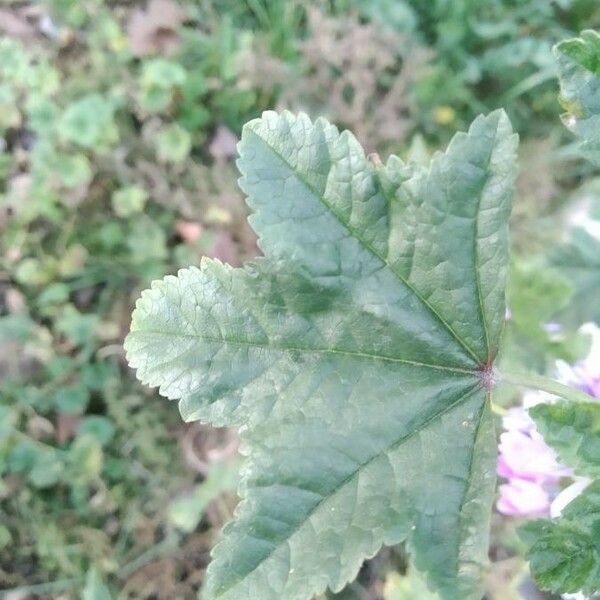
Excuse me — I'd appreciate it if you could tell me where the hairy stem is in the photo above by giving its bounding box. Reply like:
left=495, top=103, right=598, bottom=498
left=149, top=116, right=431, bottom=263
left=497, top=369, right=596, bottom=404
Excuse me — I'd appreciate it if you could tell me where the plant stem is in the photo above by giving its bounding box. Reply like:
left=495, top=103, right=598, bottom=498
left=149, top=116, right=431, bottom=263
left=497, top=369, right=596, bottom=404
left=3, top=577, right=81, bottom=595
left=117, top=534, right=179, bottom=580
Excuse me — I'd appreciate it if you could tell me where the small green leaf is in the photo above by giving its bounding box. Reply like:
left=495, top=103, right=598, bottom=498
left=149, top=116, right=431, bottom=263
left=36, top=283, right=70, bottom=307
left=139, top=59, right=187, bottom=113
left=0, top=525, right=12, bottom=551
left=155, top=123, right=192, bottom=163
left=168, top=459, right=240, bottom=533
left=521, top=521, right=596, bottom=594
left=531, top=401, right=600, bottom=478
left=562, top=480, right=600, bottom=528
left=552, top=216, right=600, bottom=327
left=520, top=481, right=600, bottom=595
left=383, top=568, right=440, bottom=600
left=555, top=30, right=600, bottom=165
left=68, top=435, right=103, bottom=483
left=0, top=85, right=20, bottom=130
left=8, top=441, right=38, bottom=473
left=55, top=304, right=99, bottom=347
left=78, top=416, right=116, bottom=447
left=501, top=259, right=577, bottom=371
left=14, top=257, right=56, bottom=287
left=126, top=111, right=517, bottom=600
left=141, top=59, right=187, bottom=89
left=29, top=451, right=64, bottom=489
left=54, top=383, right=90, bottom=414
left=55, top=153, right=93, bottom=189
left=111, top=185, right=148, bottom=217
left=127, top=216, right=168, bottom=263
left=30, top=141, right=93, bottom=189
left=59, top=94, right=118, bottom=149
left=58, top=244, right=87, bottom=277
left=26, top=96, right=59, bottom=135
left=82, top=567, right=112, bottom=600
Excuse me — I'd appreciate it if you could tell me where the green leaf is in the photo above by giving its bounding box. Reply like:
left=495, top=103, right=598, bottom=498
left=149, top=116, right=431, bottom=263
left=168, top=459, right=241, bottom=533
left=531, top=401, right=600, bottom=478
left=383, top=568, right=440, bottom=600
left=78, top=416, right=116, bottom=447
left=28, top=450, right=64, bottom=489
left=353, top=0, right=417, bottom=34
left=68, top=435, right=103, bottom=484
left=59, top=94, right=118, bottom=149
left=111, top=185, right=148, bottom=217
left=0, top=525, right=12, bottom=551
left=139, top=59, right=187, bottom=113
left=500, top=259, right=579, bottom=372
left=555, top=29, right=600, bottom=165
left=552, top=217, right=600, bottom=327
left=127, top=216, right=168, bottom=264
left=26, top=95, right=59, bottom=136
left=155, top=123, right=192, bottom=163
left=520, top=481, right=600, bottom=595
left=82, top=567, right=112, bottom=600
left=125, top=111, right=518, bottom=600
left=562, top=480, right=600, bottom=529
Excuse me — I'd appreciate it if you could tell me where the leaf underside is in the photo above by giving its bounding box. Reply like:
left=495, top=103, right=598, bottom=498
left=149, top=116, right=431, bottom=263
left=125, top=110, right=517, bottom=600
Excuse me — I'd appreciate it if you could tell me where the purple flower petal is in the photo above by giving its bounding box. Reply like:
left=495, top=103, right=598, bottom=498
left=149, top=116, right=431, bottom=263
left=498, top=430, right=570, bottom=483
left=502, top=407, right=535, bottom=433
left=497, top=479, right=550, bottom=517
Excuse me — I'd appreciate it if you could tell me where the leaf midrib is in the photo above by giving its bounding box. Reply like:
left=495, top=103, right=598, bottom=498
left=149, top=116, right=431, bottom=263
left=211, top=383, right=484, bottom=599
left=245, top=125, right=484, bottom=366
left=132, top=329, right=479, bottom=376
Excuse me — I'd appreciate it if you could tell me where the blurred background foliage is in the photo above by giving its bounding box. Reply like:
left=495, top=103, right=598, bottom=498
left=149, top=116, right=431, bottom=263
left=1, top=0, right=599, bottom=598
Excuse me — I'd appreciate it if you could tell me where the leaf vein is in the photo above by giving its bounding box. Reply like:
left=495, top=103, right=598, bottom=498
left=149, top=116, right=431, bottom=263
left=132, top=329, right=478, bottom=375
left=245, top=126, right=483, bottom=365
left=214, top=384, right=484, bottom=598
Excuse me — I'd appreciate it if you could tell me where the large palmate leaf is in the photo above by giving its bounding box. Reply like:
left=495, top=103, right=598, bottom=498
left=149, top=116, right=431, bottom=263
left=125, top=111, right=517, bottom=600
left=555, top=29, right=600, bottom=165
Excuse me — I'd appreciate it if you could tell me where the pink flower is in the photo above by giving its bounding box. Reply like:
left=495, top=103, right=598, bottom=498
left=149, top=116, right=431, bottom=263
left=497, top=479, right=550, bottom=517
left=497, top=429, right=571, bottom=484
left=496, top=324, right=600, bottom=518
left=501, top=406, right=535, bottom=433
left=555, top=322, right=600, bottom=397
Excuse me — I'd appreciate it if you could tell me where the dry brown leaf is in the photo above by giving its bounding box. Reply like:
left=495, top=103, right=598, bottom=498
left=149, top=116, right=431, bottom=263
left=175, top=219, right=203, bottom=243
left=237, top=39, right=288, bottom=93
left=0, top=8, right=36, bottom=39
left=27, top=414, right=55, bottom=440
left=279, top=7, right=430, bottom=151
left=5, top=287, right=26, bottom=313
left=208, top=126, right=238, bottom=160
left=181, top=424, right=239, bottom=475
left=127, top=0, right=186, bottom=57
left=56, top=413, right=82, bottom=444
left=208, top=229, right=238, bottom=265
